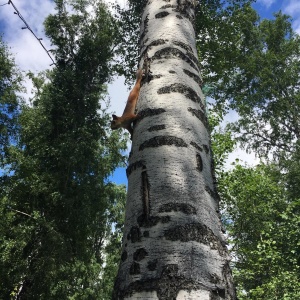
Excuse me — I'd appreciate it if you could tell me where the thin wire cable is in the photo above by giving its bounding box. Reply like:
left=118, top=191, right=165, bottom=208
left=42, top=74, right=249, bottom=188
left=0, top=2, right=9, bottom=6
left=8, top=0, right=56, bottom=66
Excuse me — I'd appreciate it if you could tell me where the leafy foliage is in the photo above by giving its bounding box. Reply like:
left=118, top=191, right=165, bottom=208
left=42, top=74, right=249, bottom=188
left=203, top=6, right=300, bottom=159
left=218, top=163, right=300, bottom=299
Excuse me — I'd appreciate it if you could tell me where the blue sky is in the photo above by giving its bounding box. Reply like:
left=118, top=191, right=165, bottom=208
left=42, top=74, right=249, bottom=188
left=1, top=0, right=299, bottom=184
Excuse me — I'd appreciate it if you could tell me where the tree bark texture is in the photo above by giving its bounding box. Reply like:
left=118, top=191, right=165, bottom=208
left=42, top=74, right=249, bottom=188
left=113, top=0, right=236, bottom=299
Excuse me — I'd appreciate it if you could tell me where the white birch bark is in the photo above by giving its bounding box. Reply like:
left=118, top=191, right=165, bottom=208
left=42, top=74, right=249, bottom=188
left=114, top=1, right=236, bottom=299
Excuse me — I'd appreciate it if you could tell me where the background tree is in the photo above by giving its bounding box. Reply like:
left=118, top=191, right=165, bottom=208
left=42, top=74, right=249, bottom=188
left=0, top=0, right=127, bottom=299
left=205, top=6, right=300, bottom=298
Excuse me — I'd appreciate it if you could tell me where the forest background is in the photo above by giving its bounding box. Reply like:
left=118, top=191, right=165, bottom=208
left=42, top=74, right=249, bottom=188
left=1, top=0, right=300, bottom=299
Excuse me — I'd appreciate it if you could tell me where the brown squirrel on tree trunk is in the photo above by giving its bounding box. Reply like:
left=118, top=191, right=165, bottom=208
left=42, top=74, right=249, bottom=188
left=111, top=69, right=143, bottom=138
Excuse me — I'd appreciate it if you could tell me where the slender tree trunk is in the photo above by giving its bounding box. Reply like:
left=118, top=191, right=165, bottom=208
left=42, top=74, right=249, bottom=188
left=113, top=0, right=236, bottom=299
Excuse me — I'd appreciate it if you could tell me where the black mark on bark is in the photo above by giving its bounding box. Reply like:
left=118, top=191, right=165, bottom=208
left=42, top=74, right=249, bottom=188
left=183, top=68, right=203, bottom=86
left=161, top=4, right=176, bottom=9
left=173, top=40, right=193, bottom=53
left=176, top=14, right=183, bottom=19
left=126, top=160, right=146, bottom=177
left=133, top=248, right=148, bottom=261
left=143, top=230, right=149, bottom=237
left=190, top=141, right=203, bottom=152
left=137, top=214, right=160, bottom=227
left=203, top=144, right=209, bottom=154
left=188, top=107, right=208, bottom=129
left=196, top=153, right=203, bottom=171
left=139, top=136, right=187, bottom=151
left=127, top=226, right=142, bottom=243
left=169, top=70, right=176, bottom=74
left=142, top=167, right=150, bottom=220
left=140, top=13, right=149, bottom=43
left=155, top=11, right=169, bottom=18
left=147, top=259, right=158, bottom=271
left=138, top=108, right=166, bottom=119
left=130, top=262, right=140, bottom=275
left=153, top=47, right=199, bottom=72
left=148, top=124, right=166, bottom=132
left=159, top=203, right=196, bottom=215
left=157, top=83, right=202, bottom=104
left=164, top=223, right=226, bottom=255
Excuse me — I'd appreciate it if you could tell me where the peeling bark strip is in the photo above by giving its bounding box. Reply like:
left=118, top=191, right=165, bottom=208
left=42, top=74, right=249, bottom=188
left=142, top=167, right=150, bottom=220
left=153, top=47, right=199, bottom=72
left=188, top=107, right=209, bottom=129
left=159, top=202, right=197, bottom=214
left=164, top=223, right=226, bottom=255
left=139, top=135, right=187, bottom=151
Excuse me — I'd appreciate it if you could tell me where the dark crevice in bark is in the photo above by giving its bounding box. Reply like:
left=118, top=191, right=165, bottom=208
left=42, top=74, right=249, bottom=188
left=142, top=167, right=150, bottom=220
left=133, top=248, right=148, bottom=261
left=169, top=70, right=176, bottom=74
left=127, top=226, right=142, bottom=243
left=148, top=124, right=166, bottom=132
left=164, top=223, right=226, bottom=255
left=139, top=136, right=188, bottom=151
left=159, top=202, right=197, bottom=215
left=152, top=47, right=199, bottom=72
left=183, top=68, right=203, bottom=86
left=176, top=14, right=183, bottom=19
left=188, top=107, right=208, bottom=129
left=190, top=141, right=203, bottom=152
left=157, top=83, right=202, bottom=104
left=126, top=160, right=146, bottom=177
left=143, top=230, right=149, bottom=237
left=138, top=108, right=166, bottom=119
left=196, top=153, right=203, bottom=171
left=155, top=11, right=170, bottom=18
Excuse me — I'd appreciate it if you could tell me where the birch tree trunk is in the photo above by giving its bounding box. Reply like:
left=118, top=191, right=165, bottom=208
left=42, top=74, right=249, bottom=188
left=113, top=1, right=236, bottom=299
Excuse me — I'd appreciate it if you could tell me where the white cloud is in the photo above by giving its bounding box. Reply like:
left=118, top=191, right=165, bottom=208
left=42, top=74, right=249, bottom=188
left=257, top=0, right=276, bottom=8
left=283, top=0, right=300, bottom=34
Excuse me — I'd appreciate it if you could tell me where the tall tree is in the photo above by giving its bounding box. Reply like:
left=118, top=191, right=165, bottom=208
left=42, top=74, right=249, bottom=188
left=113, top=1, right=236, bottom=298
left=0, top=1, right=127, bottom=299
